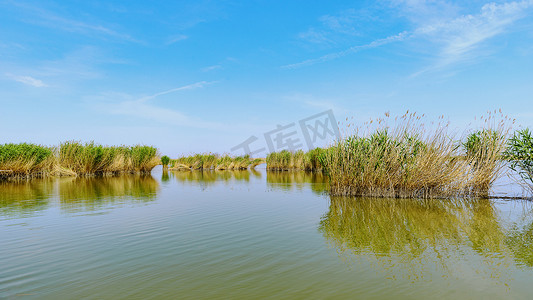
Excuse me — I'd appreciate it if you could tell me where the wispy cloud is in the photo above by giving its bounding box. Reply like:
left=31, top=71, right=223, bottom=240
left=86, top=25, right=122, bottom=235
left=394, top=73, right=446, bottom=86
left=5, top=1, right=140, bottom=43
left=298, top=8, right=376, bottom=46
left=136, top=81, right=213, bottom=103
left=93, top=81, right=223, bottom=129
left=2, top=46, right=110, bottom=90
left=283, top=31, right=408, bottom=69
left=411, top=0, right=533, bottom=76
left=286, top=1, right=533, bottom=72
left=201, top=65, right=222, bottom=72
left=5, top=73, right=48, bottom=87
left=166, top=34, right=188, bottom=45
left=284, top=93, right=348, bottom=114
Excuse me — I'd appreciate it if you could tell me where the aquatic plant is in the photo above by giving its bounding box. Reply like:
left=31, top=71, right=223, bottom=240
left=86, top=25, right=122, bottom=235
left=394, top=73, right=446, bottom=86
left=266, top=149, right=325, bottom=171
left=505, top=128, right=533, bottom=189
left=321, top=111, right=509, bottom=198
left=170, top=153, right=264, bottom=171
left=0, top=141, right=159, bottom=179
left=59, top=141, right=159, bottom=176
left=0, top=143, right=54, bottom=177
left=161, top=155, right=170, bottom=167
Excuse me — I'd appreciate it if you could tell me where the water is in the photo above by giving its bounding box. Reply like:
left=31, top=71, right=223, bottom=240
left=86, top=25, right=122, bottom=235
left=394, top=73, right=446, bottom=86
left=1, top=166, right=533, bottom=299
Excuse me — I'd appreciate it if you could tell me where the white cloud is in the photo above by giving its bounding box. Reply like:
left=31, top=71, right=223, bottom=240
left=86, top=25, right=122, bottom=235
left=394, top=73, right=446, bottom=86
left=6, top=1, right=140, bottom=43
left=411, top=0, right=533, bottom=75
left=5, top=73, right=48, bottom=87
left=137, top=81, right=213, bottom=103
left=286, top=1, right=533, bottom=72
left=166, top=34, right=189, bottom=45
left=283, top=31, right=409, bottom=69
left=201, top=65, right=222, bottom=72
left=92, top=81, right=223, bottom=129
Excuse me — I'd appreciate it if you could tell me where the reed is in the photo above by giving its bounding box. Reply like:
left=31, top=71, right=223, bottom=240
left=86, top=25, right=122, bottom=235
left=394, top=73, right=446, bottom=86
left=0, top=143, right=54, bottom=178
left=0, top=141, right=159, bottom=179
left=322, top=112, right=509, bottom=198
left=161, top=155, right=170, bottom=167
left=58, top=141, right=159, bottom=176
left=505, top=128, right=533, bottom=191
left=264, top=111, right=510, bottom=198
left=266, top=148, right=324, bottom=171
left=170, top=153, right=264, bottom=170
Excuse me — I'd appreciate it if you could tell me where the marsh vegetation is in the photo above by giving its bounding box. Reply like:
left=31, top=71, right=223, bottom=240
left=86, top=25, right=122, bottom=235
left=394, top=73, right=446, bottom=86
left=169, top=153, right=264, bottom=171
left=266, top=112, right=524, bottom=199
left=0, top=141, right=159, bottom=180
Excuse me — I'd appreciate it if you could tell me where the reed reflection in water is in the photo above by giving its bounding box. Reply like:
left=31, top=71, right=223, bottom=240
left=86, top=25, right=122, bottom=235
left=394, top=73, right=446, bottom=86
left=319, top=196, right=533, bottom=283
left=58, top=175, right=159, bottom=212
left=0, top=179, right=54, bottom=218
left=267, top=171, right=328, bottom=194
left=171, top=169, right=262, bottom=187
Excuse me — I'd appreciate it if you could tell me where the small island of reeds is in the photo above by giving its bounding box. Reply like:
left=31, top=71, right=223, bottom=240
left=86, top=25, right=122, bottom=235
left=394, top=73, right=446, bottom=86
left=169, top=154, right=264, bottom=171
left=267, top=111, right=533, bottom=199
left=0, top=141, right=159, bottom=180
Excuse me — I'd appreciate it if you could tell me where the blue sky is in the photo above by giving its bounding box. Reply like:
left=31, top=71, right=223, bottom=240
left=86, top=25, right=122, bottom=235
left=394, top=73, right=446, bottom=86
left=1, top=0, right=532, bottom=156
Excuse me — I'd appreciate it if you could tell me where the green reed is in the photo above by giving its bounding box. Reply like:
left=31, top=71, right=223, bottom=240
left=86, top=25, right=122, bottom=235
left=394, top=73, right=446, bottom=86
left=0, top=141, right=159, bottom=179
left=505, top=128, right=533, bottom=189
left=0, top=143, right=54, bottom=177
left=170, top=153, right=264, bottom=170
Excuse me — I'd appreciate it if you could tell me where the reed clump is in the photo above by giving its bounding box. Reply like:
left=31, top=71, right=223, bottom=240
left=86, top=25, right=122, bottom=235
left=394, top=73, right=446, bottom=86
left=161, top=155, right=170, bottom=167
left=0, top=141, right=159, bottom=180
left=0, top=143, right=54, bottom=178
left=59, top=141, right=159, bottom=176
left=170, top=153, right=264, bottom=170
left=322, top=111, right=510, bottom=198
left=266, top=148, right=324, bottom=171
left=505, top=128, right=533, bottom=191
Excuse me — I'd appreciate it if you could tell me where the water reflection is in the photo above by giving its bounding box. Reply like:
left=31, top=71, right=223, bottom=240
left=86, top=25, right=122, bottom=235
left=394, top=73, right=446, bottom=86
left=319, top=197, right=533, bottom=282
left=267, top=171, right=328, bottom=194
left=59, top=175, right=159, bottom=212
left=161, top=169, right=170, bottom=182
left=171, top=169, right=261, bottom=187
left=0, top=179, right=54, bottom=218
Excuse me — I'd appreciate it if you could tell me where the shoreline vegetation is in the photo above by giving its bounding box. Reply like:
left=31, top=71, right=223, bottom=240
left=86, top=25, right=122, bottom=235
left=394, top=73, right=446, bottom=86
left=2, top=111, right=532, bottom=199
left=267, top=112, right=532, bottom=198
left=169, top=154, right=264, bottom=171
left=0, top=141, right=159, bottom=180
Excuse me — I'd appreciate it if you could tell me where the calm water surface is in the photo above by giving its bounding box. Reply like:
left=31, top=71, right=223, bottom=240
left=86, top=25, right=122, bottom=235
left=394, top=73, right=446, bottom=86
left=1, top=166, right=533, bottom=299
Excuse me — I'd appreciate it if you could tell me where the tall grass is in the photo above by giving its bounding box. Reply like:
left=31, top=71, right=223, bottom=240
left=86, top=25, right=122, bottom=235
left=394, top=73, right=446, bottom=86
left=321, top=112, right=509, bottom=198
left=505, top=128, right=533, bottom=191
left=264, top=112, right=510, bottom=198
left=266, top=148, right=324, bottom=171
left=0, top=141, right=159, bottom=179
left=161, top=155, right=170, bottom=167
left=59, top=141, right=159, bottom=176
left=0, top=143, right=54, bottom=178
left=170, top=153, right=264, bottom=170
